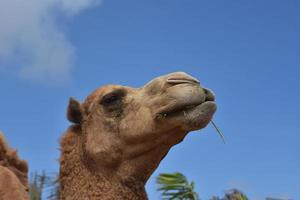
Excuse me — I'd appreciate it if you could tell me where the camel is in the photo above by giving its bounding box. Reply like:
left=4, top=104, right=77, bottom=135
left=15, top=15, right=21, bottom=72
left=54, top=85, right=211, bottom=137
left=60, top=71, right=217, bottom=200
left=0, top=132, right=29, bottom=200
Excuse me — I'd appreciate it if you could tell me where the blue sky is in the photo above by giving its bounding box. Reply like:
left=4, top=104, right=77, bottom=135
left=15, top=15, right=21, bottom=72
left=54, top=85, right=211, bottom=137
left=0, top=0, right=299, bottom=199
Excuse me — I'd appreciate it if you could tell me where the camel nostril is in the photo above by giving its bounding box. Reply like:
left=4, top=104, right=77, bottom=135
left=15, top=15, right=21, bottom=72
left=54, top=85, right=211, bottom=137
left=166, top=72, right=200, bottom=85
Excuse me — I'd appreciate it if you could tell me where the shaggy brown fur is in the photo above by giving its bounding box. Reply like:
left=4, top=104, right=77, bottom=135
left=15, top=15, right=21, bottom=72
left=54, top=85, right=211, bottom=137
left=60, top=126, right=147, bottom=200
left=60, top=72, right=217, bottom=200
left=0, top=132, right=29, bottom=200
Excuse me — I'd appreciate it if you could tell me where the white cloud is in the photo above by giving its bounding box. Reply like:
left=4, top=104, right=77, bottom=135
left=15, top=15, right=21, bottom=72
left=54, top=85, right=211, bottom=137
left=0, top=0, right=102, bottom=84
left=59, top=0, right=101, bottom=16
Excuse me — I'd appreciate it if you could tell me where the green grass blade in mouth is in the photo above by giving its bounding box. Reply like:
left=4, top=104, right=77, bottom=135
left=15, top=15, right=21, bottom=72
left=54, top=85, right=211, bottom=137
left=211, top=120, right=226, bottom=144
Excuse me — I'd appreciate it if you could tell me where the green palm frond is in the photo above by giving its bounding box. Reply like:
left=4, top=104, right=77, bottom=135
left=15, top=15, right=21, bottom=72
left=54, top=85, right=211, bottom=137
left=157, top=172, right=199, bottom=200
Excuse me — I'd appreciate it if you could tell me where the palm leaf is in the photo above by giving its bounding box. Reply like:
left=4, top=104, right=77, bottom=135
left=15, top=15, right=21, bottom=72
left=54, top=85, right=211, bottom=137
left=157, top=172, right=199, bottom=200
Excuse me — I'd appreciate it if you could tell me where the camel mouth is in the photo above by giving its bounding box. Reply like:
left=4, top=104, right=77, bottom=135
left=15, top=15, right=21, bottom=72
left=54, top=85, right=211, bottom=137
left=159, top=103, right=202, bottom=117
left=157, top=100, right=215, bottom=118
left=158, top=100, right=217, bottom=131
left=155, top=84, right=216, bottom=123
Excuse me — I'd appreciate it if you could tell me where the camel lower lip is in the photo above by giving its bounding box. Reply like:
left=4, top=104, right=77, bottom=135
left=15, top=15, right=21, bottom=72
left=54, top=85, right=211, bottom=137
left=182, top=101, right=217, bottom=130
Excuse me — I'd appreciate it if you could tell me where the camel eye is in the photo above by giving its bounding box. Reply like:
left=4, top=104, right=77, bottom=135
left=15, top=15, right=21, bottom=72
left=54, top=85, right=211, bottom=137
left=100, top=89, right=126, bottom=107
left=101, top=94, right=120, bottom=105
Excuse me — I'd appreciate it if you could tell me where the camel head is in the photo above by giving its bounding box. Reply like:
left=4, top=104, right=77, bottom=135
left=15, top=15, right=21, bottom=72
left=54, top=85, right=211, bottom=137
left=67, top=72, right=216, bottom=183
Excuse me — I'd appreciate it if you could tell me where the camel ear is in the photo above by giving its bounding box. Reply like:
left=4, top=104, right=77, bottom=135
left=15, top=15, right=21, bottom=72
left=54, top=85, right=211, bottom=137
left=67, top=97, right=83, bottom=124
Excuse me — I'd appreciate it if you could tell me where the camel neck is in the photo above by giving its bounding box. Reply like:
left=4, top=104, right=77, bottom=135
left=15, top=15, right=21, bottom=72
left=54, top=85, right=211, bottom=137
left=59, top=127, right=148, bottom=200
